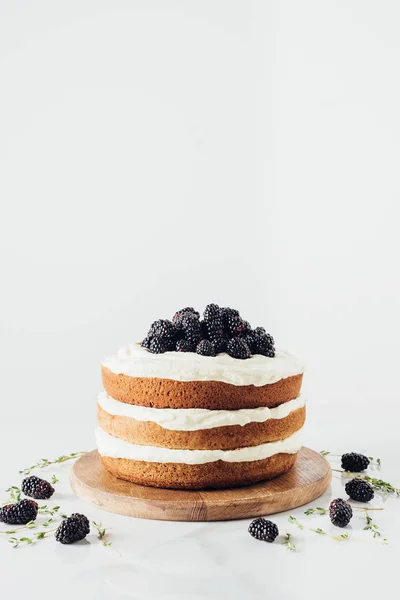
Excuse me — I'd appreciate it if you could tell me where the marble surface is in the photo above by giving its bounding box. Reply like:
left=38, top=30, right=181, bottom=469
left=0, top=408, right=399, bottom=600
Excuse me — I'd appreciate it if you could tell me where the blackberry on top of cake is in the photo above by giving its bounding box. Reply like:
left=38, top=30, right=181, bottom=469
left=142, top=304, right=275, bottom=360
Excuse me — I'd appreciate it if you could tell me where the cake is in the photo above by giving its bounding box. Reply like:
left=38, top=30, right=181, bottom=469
left=96, top=305, right=305, bottom=489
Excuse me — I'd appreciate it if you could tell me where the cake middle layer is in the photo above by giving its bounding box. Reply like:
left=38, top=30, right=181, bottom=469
left=95, top=426, right=303, bottom=464
left=97, top=392, right=306, bottom=450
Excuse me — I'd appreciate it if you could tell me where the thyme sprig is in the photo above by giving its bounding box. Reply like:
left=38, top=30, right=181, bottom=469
left=289, top=516, right=327, bottom=536
left=0, top=521, right=36, bottom=535
left=289, top=516, right=351, bottom=542
left=38, top=505, right=68, bottom=519
left=92, top=521, right=112, bottom=547
left=282, top=532, right=296, bottom=552
left=363, top=511, right=387, bottom=542
left=9, top=527, right=58, bottom=548
left=19, top=452, right=86, bottom=476
left=320, top=451, right=381, bottom=466
left=304, top=507, right=327, bottom=516
left=2, top=486, right=22, bottom=505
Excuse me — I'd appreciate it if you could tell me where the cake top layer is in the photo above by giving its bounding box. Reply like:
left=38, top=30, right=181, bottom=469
left=102, top=343, right=305, bottom=387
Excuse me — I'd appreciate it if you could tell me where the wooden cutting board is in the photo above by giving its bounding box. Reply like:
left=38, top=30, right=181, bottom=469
left=70, top=447, right=331, bottom=521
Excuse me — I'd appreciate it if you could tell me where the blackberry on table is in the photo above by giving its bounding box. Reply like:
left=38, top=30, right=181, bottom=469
left=21, top=476, right=55, bottom=500
left=176, top=339, right=194, bottom=353
left=227, top=337, right=251, bottom=359
left=196, top=340, right=216, bottom=356
left=345, top=478, right=374, bottom=503
left=0, top=499, right=38, bottom=525
left=248, top=518, right=279, bottom=542
left=341, top=453, right=370, bottom=472
left=55, top=513, right=90, bottom=544
left=329, top=498, right=353, bottom=527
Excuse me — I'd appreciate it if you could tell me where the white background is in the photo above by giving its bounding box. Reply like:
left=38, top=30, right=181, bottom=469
left=1, top=1, right=400, bottom=598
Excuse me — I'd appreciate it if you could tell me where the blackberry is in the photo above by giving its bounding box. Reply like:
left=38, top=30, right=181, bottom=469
left=253, top=327, right=266, bottom=337
left=345, top=478, right=374, bottom=503
left=242, top=320, right=252, bottom=334
left=254, top=333, right=275, bottom=357
left=141, top=336, right=151, bottom=349
left=0, top=499, right=38, bottom=525
left=329, top=498, right=353, bottom=527
left=213, top=335, right=228, bottom=354
left=196, top=340, right=216, bottom=357
left=172, top=307, right=200, bottom=326
left=203, top=303, right=221, bottom=323
left=21, top=476, right=54, bottom=500
left=148, top=319, right=177, bottom=341
left=240, top=331, right=257, bottom=353
left=176, top=339, right=194, bottom=353
left=149, top=337, right=173, bottom=354
left=181, top=314, right=201, bottom=346
left=207, top=322, right=224, bottom=342
left=55, top=513, right=90, bottom=544
left=227, top=337, right=251, bottom=359
left=222, top=310, right=245, bottom=336
left=248, top=518, right=279, bottom=542
left=341, top=453, right=370, bottom=472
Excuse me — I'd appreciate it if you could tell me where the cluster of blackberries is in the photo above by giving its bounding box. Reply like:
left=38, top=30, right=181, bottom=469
left=142, top=304, right=275, bottom=360
left=327, top=453, right=374, bottom=528
left=0, top=475, right=90, bottom=544
left=248, top=452, right=377, bottom=542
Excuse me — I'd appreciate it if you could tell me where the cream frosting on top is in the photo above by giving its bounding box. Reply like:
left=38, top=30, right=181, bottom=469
left=102, top=343, right=304, bottom=387
left=95, top=426, right=303, bottom=464
left=98, top=392, right=306, bottom=431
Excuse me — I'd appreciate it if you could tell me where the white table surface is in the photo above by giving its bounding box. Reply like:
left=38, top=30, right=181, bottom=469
left=0, top=401, right=399, bottom=600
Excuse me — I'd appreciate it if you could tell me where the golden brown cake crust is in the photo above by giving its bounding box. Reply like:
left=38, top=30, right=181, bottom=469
left=99, top=452, right=298, bottom=489
left=97, top=405, right=306, bottom=451
left=101, top=367, right=303, bottom=410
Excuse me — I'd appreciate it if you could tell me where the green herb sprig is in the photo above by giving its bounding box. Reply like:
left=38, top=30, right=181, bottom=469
left=282, top=532, right=296, bottom=552
left=92, top=521, right=112, bottom=547
left=2, top=486, right=22, bottom=505
left=9, top=527, right=58, bottom=548
left=19, top=452, right=86, bottom=476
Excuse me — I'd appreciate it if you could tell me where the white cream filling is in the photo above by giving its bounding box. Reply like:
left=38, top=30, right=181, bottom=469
left=98, top=392, right=306, bottom=431
left=95, top=426, right=303, bottom=464
left=102, top=343, right=304, bottom=387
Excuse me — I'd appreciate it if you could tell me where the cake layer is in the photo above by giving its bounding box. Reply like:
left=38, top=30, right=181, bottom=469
left=98, top=391, right=306, bottom=430
left=99, top=452, right=298, bottom=489
left=103, top=343, right=305, bottom=386
left=95, top=426, right=303, bottom=463
left=97, top=402, right=306, bottom=450
left=102, top=368, right=303, bottom=410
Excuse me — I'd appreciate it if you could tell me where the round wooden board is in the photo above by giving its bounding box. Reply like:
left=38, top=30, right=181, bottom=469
left=70, top=448, right=331, bottom=522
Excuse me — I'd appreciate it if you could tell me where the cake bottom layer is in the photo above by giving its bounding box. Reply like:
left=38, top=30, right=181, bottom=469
left=100, top=452, right=298, bottom=490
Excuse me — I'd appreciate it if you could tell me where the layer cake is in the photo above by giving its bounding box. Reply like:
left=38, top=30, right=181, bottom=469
left=96, top=306, right=305, bottom=489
